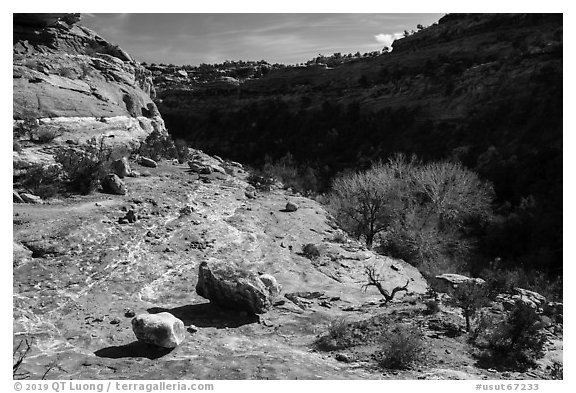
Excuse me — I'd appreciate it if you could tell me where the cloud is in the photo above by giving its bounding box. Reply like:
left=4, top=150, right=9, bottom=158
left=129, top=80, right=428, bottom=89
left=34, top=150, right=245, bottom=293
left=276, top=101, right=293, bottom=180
left=374, top=32, right=404, bottom=48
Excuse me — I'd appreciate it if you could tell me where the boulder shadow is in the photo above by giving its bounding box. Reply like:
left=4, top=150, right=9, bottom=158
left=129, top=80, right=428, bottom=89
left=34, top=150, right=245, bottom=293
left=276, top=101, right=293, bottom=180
left=148, top=302, right=259, bottom=329
left=95, top=341, right=174, bottom=360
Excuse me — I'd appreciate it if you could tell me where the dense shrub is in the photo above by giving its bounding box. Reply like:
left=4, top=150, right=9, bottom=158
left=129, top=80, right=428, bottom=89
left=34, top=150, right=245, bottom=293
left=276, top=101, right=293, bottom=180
left=261, top=154, right=320, bottom=194
left=424, top=299, right=440, bottom=315
left=246, top=169, right=277, bottom=192
left=138, top=130, right=178, bottom=161
left=375, top=324, right=425, bottom=369
left=479, top=264, right=563, bottom=302
left=13, top=139, right=23, bottom=152
left=55, top=137, right=111, bottom=194
left=550, top=361, right=563, bottom=380
left=302, top=243, right=321, bottom=260
left=13, top=119, right=39, bottom=139
left=330, top=154, right=494, bottom=275
left=474, top=300, right=547, bottom=370
left=173, top=138, right=191, bottom=163
left=17, top=164, right=62, bottom=199
left=30, top=127, right=62, bottom=144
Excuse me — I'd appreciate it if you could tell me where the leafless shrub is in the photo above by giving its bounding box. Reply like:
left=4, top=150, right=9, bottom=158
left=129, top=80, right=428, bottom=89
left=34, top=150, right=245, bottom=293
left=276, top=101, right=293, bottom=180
left=314, top=317, right=350, bottom=351
left=13, top=338, right=33, bottom=379
left=362, top=265, right=409, bottom=304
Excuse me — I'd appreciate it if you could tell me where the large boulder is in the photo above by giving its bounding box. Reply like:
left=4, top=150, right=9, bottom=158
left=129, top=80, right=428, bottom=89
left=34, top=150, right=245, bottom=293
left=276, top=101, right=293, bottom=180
left=196, top=259, right=279, bottom=314
left=101, top=173, right=127, bottom=195
left=432, top=273, right=485, bottom=293
left=131, top=312, right=186, bottom=348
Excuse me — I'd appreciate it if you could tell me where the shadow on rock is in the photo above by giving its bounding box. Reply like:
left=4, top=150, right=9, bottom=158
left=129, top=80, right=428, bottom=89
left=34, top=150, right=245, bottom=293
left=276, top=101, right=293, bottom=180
left=95, top=341, right=174, bottom=360
left=148, top=302, right=259, bottom=329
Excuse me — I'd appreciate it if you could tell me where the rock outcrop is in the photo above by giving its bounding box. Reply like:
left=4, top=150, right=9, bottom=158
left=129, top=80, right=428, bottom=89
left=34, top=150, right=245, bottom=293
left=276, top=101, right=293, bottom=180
left=13, top=13, right=166, bottom=162
left=131, top=312, right=186, bottom=348
left=196, top=259, right=279, bottom=314
left=432, top=273, right=485, bottom=293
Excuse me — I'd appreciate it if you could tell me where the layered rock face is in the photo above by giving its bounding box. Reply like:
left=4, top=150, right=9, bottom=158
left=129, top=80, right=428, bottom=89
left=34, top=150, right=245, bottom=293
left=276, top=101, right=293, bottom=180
left=13, top=13, right=165, bottom=154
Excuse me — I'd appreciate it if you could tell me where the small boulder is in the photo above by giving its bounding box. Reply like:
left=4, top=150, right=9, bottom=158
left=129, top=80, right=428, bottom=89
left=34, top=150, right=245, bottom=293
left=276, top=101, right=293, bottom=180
left=285, top=201, right=298, bottom=212
left=131, top=312, right=186, bottom=348
left=139, top=157, right=157, bottom=168
left=124, top=209, right=138, bottom=224
left=20, top=193, right=43, bottom=204
left=196, top=259, right=276, bottom=314
left=111, top=157, right=132, bottom=178
left=179, top=205, right=195, bottom=215
left=101, top=174, right=127, bottom=195
left=259, top=274, right=281, bottom=296
left=335, top=353, right=353, bottom=363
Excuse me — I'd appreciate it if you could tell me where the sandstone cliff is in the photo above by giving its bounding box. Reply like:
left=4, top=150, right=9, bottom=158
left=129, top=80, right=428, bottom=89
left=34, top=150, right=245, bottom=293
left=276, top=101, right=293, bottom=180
left=13, top=13, right=165, bottom=154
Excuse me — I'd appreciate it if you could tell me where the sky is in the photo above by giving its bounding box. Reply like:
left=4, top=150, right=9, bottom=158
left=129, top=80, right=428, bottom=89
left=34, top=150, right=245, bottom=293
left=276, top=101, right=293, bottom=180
left=81, top=13, right=444, bottom=66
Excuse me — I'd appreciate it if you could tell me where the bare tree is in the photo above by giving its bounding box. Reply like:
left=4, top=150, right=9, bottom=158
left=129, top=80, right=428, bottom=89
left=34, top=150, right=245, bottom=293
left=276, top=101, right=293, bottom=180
left=362, top=265, right=410, bottom=304
left=330, top=154, right=494, bottom=273
left=329, top=157, right=412, bottom=248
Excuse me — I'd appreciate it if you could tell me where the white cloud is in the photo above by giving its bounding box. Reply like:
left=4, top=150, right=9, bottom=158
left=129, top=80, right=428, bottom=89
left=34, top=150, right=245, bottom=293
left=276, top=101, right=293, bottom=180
left=374, top=32, right=404, bottom=48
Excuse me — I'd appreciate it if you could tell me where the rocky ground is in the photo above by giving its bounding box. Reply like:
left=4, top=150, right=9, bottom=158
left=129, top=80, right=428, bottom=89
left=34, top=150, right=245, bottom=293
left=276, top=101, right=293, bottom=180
left=13, top=156, right=562, bottom=380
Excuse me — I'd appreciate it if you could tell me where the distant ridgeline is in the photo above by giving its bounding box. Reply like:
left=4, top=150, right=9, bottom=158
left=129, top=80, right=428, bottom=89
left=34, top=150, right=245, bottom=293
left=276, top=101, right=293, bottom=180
left=151, top=13, right=563, bottom=273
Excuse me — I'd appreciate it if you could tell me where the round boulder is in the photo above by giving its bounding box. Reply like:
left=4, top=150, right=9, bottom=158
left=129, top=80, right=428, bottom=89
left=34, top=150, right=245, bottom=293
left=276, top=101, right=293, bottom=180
left=131, top=312, right=186, bottom=348
left=285, top=201, right=298, bottom=212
